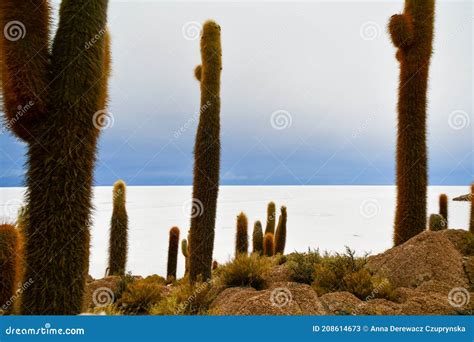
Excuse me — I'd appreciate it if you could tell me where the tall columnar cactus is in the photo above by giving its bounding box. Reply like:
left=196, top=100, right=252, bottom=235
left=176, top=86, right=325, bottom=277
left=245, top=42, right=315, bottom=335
left=167, top=227, right=180, bottom=280
left=235, top=212, right=248, bottom=256
left=0, top=0, right=111, bottom=314
left=0, top=224, right=20, bottom=314
left=189, top=20, right=222, bottom=282
left=108, top=180, right=128, bottom=276
left=265, top=202, right=276, bottom=235
left=181, top=238, right=189, bottom=275
left=470, top=184, right=474, bottom=233
left=274, top=206, right=287, bottom=255
left=263, top=233, right=275, bottom=257
left=439, top=194, right=448, bottom=226
left=252, top=221, right=264, bottom=255
left=389, top=0, right=435, bottom=246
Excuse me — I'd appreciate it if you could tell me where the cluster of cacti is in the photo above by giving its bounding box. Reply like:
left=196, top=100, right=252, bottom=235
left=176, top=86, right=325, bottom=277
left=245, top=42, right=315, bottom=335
left=252, top=221, right=264, bottom=255
left=0, top=224, right=20, bottom=314
left=274, top=206, right=287, bottom=254
left=265, top=202, right=276, bottom=235
left=235, top=212, right=248, bottom=256
left=263, top=233, right=275, bottom=257
left=181, top=238, right=189, bottom=275
left=167, top=227, right=180, bottom=280
left=389, top=0, right=434, bottom=246
left=0, top=0, right=111, bottom=314
left=429, top=214, right=446, bottom=231
left=439, top=194, right=448, bottom=227
left=108, top=180, right=129, bottom=276
left=188, top=20, right=222, bottom=283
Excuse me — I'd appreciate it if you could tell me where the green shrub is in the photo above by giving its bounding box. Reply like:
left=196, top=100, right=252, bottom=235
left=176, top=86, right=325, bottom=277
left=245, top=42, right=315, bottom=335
left=218, top=253, right=272, bottom=290
left=117, top=280, right=165, bottom=315
left=286, top=249, right=321, bottom=284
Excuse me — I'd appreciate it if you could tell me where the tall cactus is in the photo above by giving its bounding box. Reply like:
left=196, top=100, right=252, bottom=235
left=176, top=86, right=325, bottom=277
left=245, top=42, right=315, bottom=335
left=181, top=238, right=189, bottom=275
left=189, top=20, right=222, bottom=282
left=167, top=227, right=180, bottom=280
left=265, top=202, right=276, bottom=235
left=470, top=184, right=474, bottom=233
left=252, top=221, right=264, bottom=255
left=0, top=0, right=110, bottom=314
left=274, top=206, right=287, bottom=255
left=263, top=233, right=275, bottom=257
left=235, top=212, right=248, bottom=256
left=439, top=194, right=448, bottom=227
left=108, top=180, right=128, bottom=276
left=389, top=0, right=435, bottom=246
left=0, top=224, right=20, bottom=314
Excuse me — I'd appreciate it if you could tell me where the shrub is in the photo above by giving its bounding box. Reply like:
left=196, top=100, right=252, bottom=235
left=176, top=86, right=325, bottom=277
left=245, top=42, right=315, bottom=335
left=117, top=280, right=165, bottom=315
left=286, top=249, right=321, bottom=284
left=218, top=253, right=272, bottom=290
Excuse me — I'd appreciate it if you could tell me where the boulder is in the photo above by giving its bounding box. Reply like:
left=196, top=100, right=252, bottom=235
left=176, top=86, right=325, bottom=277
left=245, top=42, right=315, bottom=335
left=210, top=282, right=328, bottom=315
left=84, top=276, right=121, bottom=309
left=453, top=194, right=471, bottom=201
left=320, top=291, right=362, bottom=314
left=366, top=230, right=468, bottom=289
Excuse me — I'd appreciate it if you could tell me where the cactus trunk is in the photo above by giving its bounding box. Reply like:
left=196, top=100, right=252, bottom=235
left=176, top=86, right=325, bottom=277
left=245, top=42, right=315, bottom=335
left=235, top=213, right=248, bottom=256
left=167, top=227, right=180, bottom=280
left=189, top=21, right=222, bottom=282
left=252, top=221, right=264, bottom=255
left=265, top=202, right=276, bottom=235
left=108, top=180, right=128, bottom=276
left=0, top=224, right=20, bottom=314
left=389, top=0, right=435, bottom=246
left=274, top=206, right=287, bottom=254
left=263, top=233, right=275, bottom=257
left=0, top=0, right=110, bottom=314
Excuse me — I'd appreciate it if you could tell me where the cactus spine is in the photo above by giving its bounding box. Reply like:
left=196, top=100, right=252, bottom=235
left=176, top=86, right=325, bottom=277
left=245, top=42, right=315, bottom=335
left=189, top=20, right=222, bottom=282
left=252, top=221, right=264, bottom=255
left=235, top=212, right=248, bottom=256
left=108, top=180, right=128, bottom=276
left=0, top=224, right=20, bottom=314
left=439, top=194, right=448, bottom=227
left=263, top=233, right=275, bottom=257
left=265, top=202, right=276, bottom=235
left=274, top=206, right=287, bottom=254
left=167, top=227, right=180, bottom=280
left=0, top=0, right=111, bottom=314
left=389, top=0, right=435, bottom=246
left=470, top=184, right=474, bottom=233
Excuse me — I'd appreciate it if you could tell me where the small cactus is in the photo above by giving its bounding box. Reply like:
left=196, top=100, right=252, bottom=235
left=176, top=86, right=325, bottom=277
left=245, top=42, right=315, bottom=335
left=429, top=214, right=446, bottom=231
left=274, top=206, right=287, bottom=255
left=252, top=221, right=264, bottom=255
left=108, top=180, right=128, bottom=276
left=212, top=260, right=219, bottom=270
left=181, top=238, right=189, bottom=274
left=0, top=224, right=20, bottom=314
left=263, top=233, right=275, bottom=257
left=235, top=212, right=248, bottom=256
left=265, top=202, right=276, bottom=235
left=167, top=227, right=180, bottom=280
left=439, top=194, right=448, bottom=226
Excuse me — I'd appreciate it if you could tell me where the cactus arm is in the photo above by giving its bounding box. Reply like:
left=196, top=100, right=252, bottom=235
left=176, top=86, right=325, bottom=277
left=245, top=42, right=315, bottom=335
left=0, top=0, right=50, bottom=141
left=50, top=0, right=109, bottom=114
left=388, top=14, right=414, bottom=49
left=97, top=31, right=112, bottom=111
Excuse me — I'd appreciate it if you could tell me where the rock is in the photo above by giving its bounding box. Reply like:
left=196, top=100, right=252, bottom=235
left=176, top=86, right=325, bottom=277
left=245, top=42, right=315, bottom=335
left=210, top=282, right=328, bottom=315
left=354, top=299, right=401, bottom=315
left=266, top=265, right=291, bottom=284
left=84, top=276, right=121, bottom=309
left=436, top=229, right=473, bottom=255
left=464, top=256, right=474, bottom=285
left=320, top=291, right=362, bottom=314
left=366, top=230, right=468, bottom=289
left=399, top=292, right=461, bottom=315
left=453, top=194, right=471, bottom=201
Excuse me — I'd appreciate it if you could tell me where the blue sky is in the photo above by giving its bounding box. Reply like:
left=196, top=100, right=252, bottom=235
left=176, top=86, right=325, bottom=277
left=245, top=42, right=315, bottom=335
left=0, top=0, right=472, bottom=187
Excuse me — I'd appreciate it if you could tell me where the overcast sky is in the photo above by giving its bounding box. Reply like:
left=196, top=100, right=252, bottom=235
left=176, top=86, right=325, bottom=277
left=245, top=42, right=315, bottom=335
left=0, top=0, right=472, bottom=186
